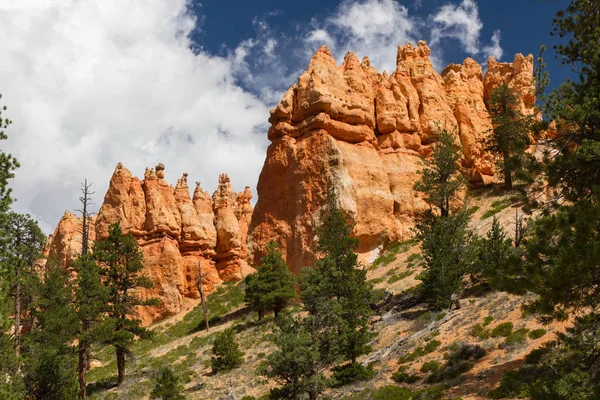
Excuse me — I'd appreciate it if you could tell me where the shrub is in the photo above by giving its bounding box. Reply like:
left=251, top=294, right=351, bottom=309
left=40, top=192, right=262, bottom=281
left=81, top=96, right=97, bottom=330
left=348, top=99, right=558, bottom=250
left=391, top=371, right=420, bottom=384
left=420, top=360, right=441, bottom=373
left=151, top=367, right=185, bottom=400
left=490, top=322, right=514, bottom=338
left=483, top=316, right=494, bottom=326
left=424, top=340, right=442, bottom=353
left=427, top=344, right=485, bottom=382
left=211, top=328, right=244, bottom=373
left=524, top=348, right=549, bottom=365
left=528, top=329, right=546, bottom=340
left=503, top=328, right=529, bottom=347
left=470, top=324, right=490, bottom=340
left=330, top=363, right=375, bottom=387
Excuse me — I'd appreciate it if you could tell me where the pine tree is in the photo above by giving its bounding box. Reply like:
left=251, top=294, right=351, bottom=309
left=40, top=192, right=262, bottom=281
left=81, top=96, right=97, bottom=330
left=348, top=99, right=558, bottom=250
left=415, top=209, right=475, bottom=310
left=210, top=328, right=244, bottom=374
left=299, top=195, right=374, bottom=386
left=0, top=93, right=25, bottom=398
left=23, top=261, right=79, bottom=400
left=73, top=254, right=109, bottom=399
left=490, top=2, right=600, bottom=396
left=0, top=212, right=45, bottom=362
left=261, top=312, right=325, bottom=400
left=151, top=367, right=185, bottom=400
left=413, top=129, right=464, bottom=217
left=474, top=218, right=525, bottom=293
left=93, top=222, right=156, bottom=385
left=485, top=84, right=534, bottom=190
left=244, top=241, right=296, bottom=320
left=413, top=129, right=474, bottom=310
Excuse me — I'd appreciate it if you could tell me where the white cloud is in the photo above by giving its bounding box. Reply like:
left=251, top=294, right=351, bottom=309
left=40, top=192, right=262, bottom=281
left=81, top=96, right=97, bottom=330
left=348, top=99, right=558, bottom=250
left=0, top=0, right=505, bottom=233
left=429, top=0, right=502, bottom=61
left=305, top=0, right=416, bottom=73
left=0, top=0, right=270, bottom=232
left=483, top=29, right=503, bottom=60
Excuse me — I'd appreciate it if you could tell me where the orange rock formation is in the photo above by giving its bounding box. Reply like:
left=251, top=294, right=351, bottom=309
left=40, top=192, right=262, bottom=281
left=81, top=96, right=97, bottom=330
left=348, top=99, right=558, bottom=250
left=45, top=164, right=253, bottom=324
left=248, top=41, right=535, bottom=273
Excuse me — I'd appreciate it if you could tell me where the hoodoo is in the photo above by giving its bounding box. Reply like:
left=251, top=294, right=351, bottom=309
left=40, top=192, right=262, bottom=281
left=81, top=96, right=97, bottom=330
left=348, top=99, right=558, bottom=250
left=248, top=41, right=535, bottom=274
left=44, top=163, right=253, bottom=324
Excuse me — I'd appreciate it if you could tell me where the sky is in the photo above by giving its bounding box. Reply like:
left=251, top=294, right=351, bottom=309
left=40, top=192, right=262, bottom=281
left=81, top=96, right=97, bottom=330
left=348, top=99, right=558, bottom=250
left=0, top=0, right=570, bottom=233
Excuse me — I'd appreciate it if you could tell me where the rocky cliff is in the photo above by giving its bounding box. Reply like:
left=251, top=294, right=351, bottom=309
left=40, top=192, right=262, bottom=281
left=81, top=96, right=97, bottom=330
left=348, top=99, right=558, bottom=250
left=248, top=41, right=535, bottom=273
left=45, top=163, right=253, bottom=324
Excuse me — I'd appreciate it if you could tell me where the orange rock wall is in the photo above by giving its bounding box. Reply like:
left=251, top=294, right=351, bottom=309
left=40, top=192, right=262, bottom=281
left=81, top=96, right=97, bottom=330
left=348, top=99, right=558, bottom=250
left=45, top=164, right=253, bottom=324
left=248, top=41, right=535, bottom=273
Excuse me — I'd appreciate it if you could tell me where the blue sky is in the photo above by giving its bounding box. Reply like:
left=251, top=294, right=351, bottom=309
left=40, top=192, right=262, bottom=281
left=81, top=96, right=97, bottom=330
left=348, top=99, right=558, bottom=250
left=0, top=0, right=573, bottom=232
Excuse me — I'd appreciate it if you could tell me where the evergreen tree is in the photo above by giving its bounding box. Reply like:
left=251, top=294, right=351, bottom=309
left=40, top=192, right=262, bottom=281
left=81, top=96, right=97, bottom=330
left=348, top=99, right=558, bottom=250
left=244, top=241, right=296, bottom=320
left=261, top=312, right=325, bottom=400
left=474, top=218, right=525, bottom=293
left=485, top=84, right=533, bottom=189
left=94, top=222, right=156, bottom=385
left=415, top=210, right=475, bottom=310
left=73, top=254, right=109, bottom=399
left=0, top=212, right=45, bottom=362
left=23, top=261, right=79, bottom=400
left=413, top=129, right=464, bottom=217
left=490, top=2, right=600, bottom=397
left=210, top=328, right=244, bottom=374
left=299, top=195, right=374, bottom=387
left=151, top=367, right=185, bottom=400
left=413, top=129, right=474, bottom=310
left=0, top=93, right=26, bottom=399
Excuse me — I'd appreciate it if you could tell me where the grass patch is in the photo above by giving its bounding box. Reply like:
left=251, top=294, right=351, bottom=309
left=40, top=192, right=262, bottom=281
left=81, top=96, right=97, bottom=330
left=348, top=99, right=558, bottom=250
left=470, top=324, right=490, bottom=340
left=387, top=270, right=415, bottom=284
left=398, top=340, right=441, bottom=364
left=371, top=239, right=418, bottom=269
left=481, top=198, right=514, bottom=219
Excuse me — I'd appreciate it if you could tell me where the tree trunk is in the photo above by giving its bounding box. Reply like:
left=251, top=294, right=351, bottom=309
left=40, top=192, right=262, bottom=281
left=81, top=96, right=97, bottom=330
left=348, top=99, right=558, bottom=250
left=258, top=308, right=264, bottom=321
left=116, top=347, right=126, bottom=385
left=14, top=281, right=21, bottom=361
left=78, top=338, right=88, bottom=399
left=198, top=263, right=209, bottom=332
left=503, top=154, right=513, bottom=189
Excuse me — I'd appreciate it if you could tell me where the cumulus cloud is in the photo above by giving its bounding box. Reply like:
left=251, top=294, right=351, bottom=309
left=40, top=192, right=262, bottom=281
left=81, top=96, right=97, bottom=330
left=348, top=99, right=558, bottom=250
left=305, top=0, right=416, bottom=73
left=483, top=29, right=504, bottom=60
left=0, top=0, right=270, bottom=232
left=0, top=0, right=505, bottom=233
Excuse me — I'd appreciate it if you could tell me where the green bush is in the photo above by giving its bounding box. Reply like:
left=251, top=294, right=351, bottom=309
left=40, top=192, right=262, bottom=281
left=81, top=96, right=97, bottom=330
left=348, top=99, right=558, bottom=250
left=424, top=340, right=442, bottom=353
left=524, top=348, right=549, bottom=365
left=211, top=328, right=244, bottom=373
left=483, top=316, right=494, bottom=326
left=427, top=344, right=485, bottom=382
left=391, top=371, right=420, bottom=384
left=151, top=367, right=185, bottom=400
left=420, top=360, right=441, bottom=373
left=503, top=328, right=529, bottom=346
left=470, top=324, right=490, bottom=339
left=528, top=329, right=546, bottom=340
left=490, top=322, right=514, bottom=338
left=330, top=363, right=375, bottom=388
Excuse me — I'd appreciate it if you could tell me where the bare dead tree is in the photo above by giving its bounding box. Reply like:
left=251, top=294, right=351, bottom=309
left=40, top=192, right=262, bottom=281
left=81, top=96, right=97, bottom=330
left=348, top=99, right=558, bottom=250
left=514, top=204, right=526, bottom=248
left=74, top=179, right=95, bottom=399
left=75, top=179, right=95, bottom=255
left=198, top=262, right=210, bottom=332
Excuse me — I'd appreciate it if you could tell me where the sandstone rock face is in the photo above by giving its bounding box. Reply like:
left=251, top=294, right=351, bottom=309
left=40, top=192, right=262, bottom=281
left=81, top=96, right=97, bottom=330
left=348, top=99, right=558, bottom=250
left=483, top=54, right=536, bottom=117
left=249, top=41, right=535, bottom=273
left=45, top=164, right=252, bottom=324
left=43, top=211, right=96, bottom=268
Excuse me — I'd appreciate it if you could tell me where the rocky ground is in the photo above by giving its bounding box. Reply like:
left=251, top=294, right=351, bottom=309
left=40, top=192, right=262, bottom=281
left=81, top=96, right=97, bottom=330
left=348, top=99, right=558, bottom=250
left=86, top=187, right=565, bottom=400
